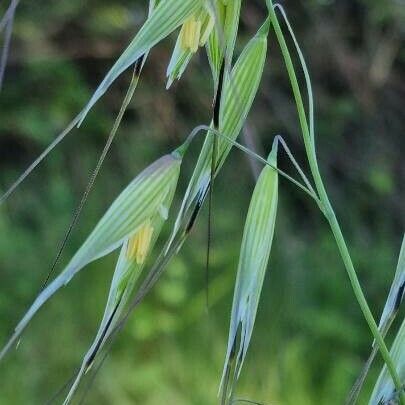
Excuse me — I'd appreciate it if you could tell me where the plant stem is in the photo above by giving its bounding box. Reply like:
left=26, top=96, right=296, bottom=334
left=267, top=1, right=404, bottom=400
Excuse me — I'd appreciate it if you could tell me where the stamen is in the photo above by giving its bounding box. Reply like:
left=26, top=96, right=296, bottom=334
left=180, top=16, right=201, bottom=52
left=179, top=8, right=214, bottom=53
left=126, top=220, right=154, bottom=264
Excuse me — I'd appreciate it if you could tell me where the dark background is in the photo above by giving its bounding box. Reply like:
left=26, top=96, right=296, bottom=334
left=0, top=0, right=404, bottom=403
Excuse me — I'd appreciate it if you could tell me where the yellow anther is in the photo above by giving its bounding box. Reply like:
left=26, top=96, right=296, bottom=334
left=126, top=220, right=154, bottom=264
left=179, top=16, right=202, bottom=53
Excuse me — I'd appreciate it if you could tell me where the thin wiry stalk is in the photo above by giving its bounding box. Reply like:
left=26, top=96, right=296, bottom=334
left=274, top=3, right=314, bottom=144
left=274, top=135, right=317, bottom=199
left=183, top=124, right=320, bottom=201
left=235, top=137, right=316, bottom=199
left=40, top=63, right=142, bottom=292
left=266, top=1, right=404, bottom=400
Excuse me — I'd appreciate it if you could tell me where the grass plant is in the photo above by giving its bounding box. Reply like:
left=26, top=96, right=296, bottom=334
left=0, top=0, right=403, bottom=403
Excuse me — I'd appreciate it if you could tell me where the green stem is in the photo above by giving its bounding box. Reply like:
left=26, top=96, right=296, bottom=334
left=266, top=1, right=404, bottom=400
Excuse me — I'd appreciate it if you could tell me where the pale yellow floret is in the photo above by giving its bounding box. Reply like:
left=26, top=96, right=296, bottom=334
left=126, top=220, right=154, bottom=264
left=179, top=2, right=219, bottom=53
left=180, top=16, right=201, bottom=53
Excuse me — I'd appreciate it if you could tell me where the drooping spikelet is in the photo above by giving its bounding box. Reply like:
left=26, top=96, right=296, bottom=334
left=168, top=18, right=270, bottom=248
left=220, top=139, right=279, bottom=404
left=0, top=148, right=184, bottom=363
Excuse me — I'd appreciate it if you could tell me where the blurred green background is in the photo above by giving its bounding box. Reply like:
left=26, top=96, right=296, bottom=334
left=0, top=0, right=404, bottom=403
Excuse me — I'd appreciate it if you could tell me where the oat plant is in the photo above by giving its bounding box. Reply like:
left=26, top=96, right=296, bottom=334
left=0, top=0, right=403, bottom=403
